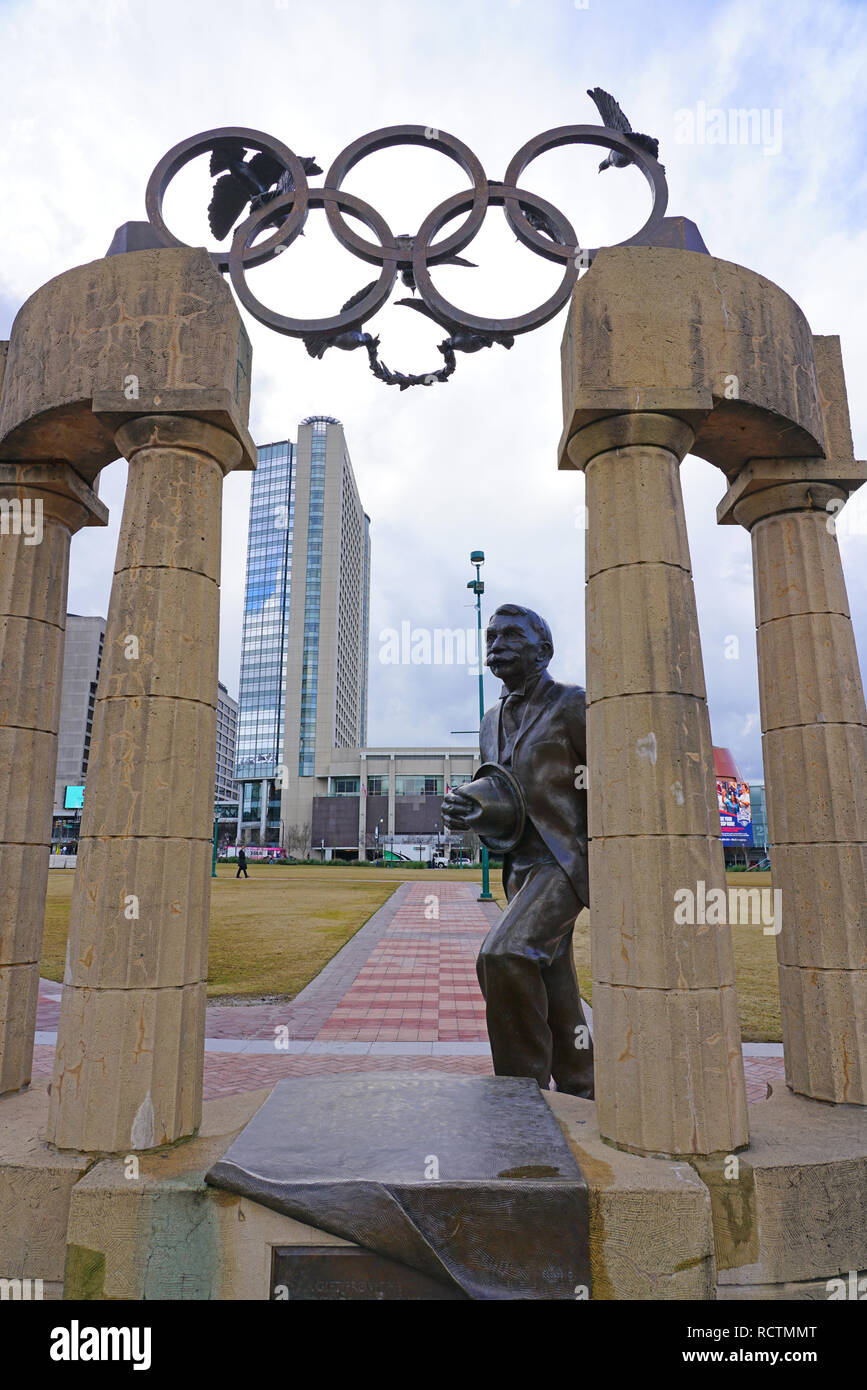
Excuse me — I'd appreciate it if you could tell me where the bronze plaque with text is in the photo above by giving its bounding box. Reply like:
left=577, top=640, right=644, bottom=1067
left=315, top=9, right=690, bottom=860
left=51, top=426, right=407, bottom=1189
left=271, top=1246, right=466, bottom=1301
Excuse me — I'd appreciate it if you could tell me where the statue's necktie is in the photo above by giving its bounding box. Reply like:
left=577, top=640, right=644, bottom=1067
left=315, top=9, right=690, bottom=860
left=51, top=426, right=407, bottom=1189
left=501, top=692, right=524, bottom=746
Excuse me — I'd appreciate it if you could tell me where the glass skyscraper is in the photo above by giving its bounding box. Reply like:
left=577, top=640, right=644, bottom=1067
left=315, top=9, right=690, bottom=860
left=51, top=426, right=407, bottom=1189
left=234, top=440, right=295, bottom=844
left=298, top=424, right=326, bottom=776
left=236, top=440, right=295, bottom=781
left=235, top=418, right=369, bottom=846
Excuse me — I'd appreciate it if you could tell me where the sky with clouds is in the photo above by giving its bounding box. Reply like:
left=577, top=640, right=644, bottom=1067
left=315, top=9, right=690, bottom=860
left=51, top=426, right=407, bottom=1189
left=1, top=0, right=865, bottom=780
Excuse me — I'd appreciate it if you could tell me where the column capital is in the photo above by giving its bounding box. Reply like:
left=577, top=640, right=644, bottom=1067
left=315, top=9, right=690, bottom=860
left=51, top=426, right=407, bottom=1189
left=112, top=413, right=244, bottom=477
left=565, top=411, right=698, bottom=473
left=717, top=456, right=867, bottom=530
left=0, top=461, right=108, bottom=531
left=93, top=386, right=255, bottom=472
left=1, top=252, right=253, bottom=482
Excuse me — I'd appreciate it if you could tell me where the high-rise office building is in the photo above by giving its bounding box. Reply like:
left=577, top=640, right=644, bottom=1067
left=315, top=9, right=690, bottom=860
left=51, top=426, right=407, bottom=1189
left=235, top=417, right=370, bottom=846
left=235, top=437, right=294, bottom=786
left=233, top=435, right=295, bottom=844
left=215, top=682, right=239, bottom=801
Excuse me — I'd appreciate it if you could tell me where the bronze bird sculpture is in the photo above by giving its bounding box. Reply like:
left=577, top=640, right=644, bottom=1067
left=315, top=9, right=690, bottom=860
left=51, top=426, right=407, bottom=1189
left=207, top=143, right=322, bottom=240
left=302, top=282, right=380, bottom=359
left=586, top=87, right=660, bottom=171
left=394, top=233, right=477, bottom=292
left=396, top=297, right=514, bottom=353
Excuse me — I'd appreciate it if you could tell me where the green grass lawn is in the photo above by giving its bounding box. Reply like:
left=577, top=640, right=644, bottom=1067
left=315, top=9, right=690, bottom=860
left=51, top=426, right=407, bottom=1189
left=41, top=865, right=782, bottom=1039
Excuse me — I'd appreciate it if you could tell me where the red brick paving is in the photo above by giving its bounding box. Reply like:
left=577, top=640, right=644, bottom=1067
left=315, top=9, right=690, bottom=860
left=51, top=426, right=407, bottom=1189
left=310, top=882, right=490, bottom=1043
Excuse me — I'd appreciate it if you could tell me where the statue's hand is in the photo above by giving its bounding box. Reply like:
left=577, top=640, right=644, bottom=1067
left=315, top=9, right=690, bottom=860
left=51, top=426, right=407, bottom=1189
left=441, top=789, right=476, bottom=831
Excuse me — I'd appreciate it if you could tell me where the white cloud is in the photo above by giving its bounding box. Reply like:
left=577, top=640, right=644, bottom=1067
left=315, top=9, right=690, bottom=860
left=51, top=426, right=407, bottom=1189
left=0, top=0, right=864, bottom=779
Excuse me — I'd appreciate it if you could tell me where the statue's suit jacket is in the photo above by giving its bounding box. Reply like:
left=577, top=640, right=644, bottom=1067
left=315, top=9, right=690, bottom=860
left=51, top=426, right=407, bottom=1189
left=479, top=670, right=589, bottom=908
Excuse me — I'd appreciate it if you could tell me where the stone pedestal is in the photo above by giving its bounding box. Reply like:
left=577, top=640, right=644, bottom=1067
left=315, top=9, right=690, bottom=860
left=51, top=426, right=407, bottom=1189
left=0, top=463, right=107, bottom=1094
left=719, top=462, right=867, bottom=1103
left=48, top=416, right=243, bottom=1153
left=567, top=412, right=748, bottom=1157
left=4, top=1077, right=866, bottom=1301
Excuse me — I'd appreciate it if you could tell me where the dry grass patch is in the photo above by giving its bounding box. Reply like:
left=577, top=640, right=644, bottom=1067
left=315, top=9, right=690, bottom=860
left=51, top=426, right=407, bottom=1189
left=42, top=865, right=394, bottom=1000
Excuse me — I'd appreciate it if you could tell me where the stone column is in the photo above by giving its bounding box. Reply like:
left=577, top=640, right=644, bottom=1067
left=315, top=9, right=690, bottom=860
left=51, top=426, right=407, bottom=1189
left=567, top=412, right=749, bottom=1157
left=0, top=463, right=107, bottom=1094
left=721, top=466, right=867, bottom=1103
left=48, top=415, right=242, bottom=1152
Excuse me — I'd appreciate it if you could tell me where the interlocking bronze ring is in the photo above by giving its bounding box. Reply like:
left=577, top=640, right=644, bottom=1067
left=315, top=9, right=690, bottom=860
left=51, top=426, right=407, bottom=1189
left=228, top=188, right=397, bottom=338
left=145, top=127, right=310, bottom=274
left=412, top=184, right=579, bottom=335
left=144, top=122, right=671, bottom=383
left=323, top=124, right=488, bottom=268
left=503, top=125, right=668, bottom=257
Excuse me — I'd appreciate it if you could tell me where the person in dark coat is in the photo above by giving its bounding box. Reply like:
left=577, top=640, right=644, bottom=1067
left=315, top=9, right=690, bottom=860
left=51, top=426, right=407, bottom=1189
left=442, top=604, right=593, bottom=1097
left=236, top=847, right=248, bottom=879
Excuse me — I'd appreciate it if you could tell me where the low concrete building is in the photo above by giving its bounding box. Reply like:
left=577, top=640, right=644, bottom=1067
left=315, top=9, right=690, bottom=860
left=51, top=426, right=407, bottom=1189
left=289, top=745, right=480, bottom=860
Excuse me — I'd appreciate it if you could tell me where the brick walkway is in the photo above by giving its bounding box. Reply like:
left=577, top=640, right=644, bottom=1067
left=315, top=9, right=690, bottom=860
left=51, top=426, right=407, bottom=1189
left=32, top=881, right=784, bottom=1104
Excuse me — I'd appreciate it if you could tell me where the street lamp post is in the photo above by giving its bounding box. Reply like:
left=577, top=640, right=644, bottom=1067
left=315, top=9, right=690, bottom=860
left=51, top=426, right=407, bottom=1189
left=467, top=550, right=494, bottom=901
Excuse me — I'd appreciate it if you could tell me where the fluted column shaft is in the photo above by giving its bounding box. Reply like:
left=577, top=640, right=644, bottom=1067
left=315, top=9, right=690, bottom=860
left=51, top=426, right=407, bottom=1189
left=568, top=413, right=748, bottom=1157
left=0, top=463, right=107, bottom=1094
left=734, top=478, right=867, bottom=1103
left=48, top=416, right=242, bottom=1152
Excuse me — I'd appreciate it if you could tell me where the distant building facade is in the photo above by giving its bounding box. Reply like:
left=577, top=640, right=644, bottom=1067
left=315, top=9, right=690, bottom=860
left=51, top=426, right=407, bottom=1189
left=749, top=782, right=769, bottom=853
left=305, top=745, right=481, bottom=861
left=51, top=614, right=105, bottom=846
left=215, top=681, right=238, bottom=801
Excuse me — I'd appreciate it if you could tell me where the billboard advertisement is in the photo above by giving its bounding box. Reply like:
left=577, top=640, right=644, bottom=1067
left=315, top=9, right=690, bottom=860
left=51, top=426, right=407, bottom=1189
left=64, top=784, right=85, bottom=810
left=713, top=747, right=753, bottom=847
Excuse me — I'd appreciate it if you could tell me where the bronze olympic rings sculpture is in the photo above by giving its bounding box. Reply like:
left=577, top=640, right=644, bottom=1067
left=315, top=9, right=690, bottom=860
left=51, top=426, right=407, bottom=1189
left=145, top=117, right=668, bottom=389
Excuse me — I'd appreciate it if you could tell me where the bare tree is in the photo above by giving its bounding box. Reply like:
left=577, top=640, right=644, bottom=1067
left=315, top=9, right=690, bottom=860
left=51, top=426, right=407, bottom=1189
left=284, top=821, right=311, bottom=857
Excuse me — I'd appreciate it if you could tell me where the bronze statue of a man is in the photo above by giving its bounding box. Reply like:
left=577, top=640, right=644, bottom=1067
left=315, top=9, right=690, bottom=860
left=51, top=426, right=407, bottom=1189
left=441, top=604, right=593, bottom=1097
